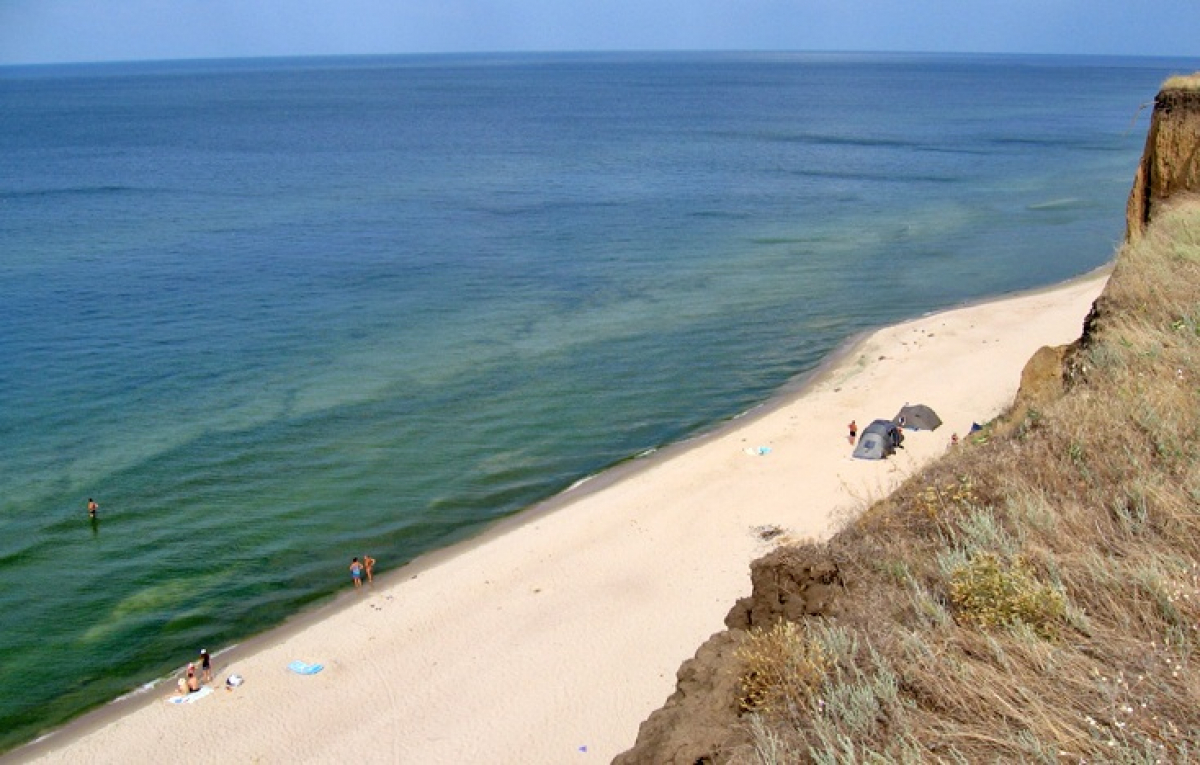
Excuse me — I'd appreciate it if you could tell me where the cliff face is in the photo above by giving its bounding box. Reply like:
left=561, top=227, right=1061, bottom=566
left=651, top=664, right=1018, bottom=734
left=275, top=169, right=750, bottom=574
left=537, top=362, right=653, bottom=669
left=613, top=546, right=843, bottom=765
left=1126, top=86, right=1200, bottom=240
left=617, top=77, right=1200, bottom=765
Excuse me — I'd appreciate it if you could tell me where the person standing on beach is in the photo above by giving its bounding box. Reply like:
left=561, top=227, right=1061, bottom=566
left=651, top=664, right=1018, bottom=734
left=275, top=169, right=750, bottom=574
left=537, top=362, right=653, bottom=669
left=87, top=498, right=98, bottom=519
left=363, top=554, right=376, bottom=584
left=350, top=557, right=363, bottom=589
left=847, top=420, right=857, bottom=444
left=199, top=649, right=212, bottom=683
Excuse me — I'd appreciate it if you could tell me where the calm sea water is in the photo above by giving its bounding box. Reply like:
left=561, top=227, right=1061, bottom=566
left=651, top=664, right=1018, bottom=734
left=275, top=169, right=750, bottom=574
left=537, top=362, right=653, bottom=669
left=0, top=51, right=1194, bottom=752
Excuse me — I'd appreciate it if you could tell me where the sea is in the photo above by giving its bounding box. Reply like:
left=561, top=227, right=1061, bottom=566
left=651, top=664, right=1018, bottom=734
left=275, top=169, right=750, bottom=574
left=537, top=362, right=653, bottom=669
left=1, top=51, right=1195, bottom=753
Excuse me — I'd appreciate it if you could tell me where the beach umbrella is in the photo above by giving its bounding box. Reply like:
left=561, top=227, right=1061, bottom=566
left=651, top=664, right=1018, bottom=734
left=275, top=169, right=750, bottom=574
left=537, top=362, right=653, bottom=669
left=893, top=404, right=942, bottom=431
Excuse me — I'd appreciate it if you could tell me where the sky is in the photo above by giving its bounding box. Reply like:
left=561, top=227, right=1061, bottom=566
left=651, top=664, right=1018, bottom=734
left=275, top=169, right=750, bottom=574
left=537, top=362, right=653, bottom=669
left=1, top=0, right=1198, bottom=65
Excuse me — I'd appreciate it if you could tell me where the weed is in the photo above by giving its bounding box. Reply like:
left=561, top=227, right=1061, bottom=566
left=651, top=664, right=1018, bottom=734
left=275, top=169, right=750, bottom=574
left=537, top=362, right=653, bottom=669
left=736, top=621, right=830, bottom=714
left=948, top=552, right=1066, bottom=638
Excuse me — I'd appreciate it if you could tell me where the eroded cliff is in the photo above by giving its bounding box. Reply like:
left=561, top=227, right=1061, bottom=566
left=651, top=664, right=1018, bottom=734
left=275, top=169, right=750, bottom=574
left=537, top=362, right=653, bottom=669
left=1126, top=80, right=1200, bottom=240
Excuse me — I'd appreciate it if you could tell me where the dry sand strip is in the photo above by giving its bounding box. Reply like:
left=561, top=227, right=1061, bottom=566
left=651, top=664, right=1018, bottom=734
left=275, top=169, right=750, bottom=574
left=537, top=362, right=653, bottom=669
left=12, top=269, right=1109, bottom=765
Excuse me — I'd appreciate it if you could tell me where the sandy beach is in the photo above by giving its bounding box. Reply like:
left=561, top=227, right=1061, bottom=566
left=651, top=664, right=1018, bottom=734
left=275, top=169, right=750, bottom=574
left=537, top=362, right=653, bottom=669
left=10, top=270, right=1109, bottom=765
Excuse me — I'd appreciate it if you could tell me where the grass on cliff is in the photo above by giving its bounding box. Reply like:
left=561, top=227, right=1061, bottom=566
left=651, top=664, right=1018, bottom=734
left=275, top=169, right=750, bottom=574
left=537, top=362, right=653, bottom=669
left=1162, top=73, right=1200, bottom=91
left=731, top=199, right=1200, bottom=764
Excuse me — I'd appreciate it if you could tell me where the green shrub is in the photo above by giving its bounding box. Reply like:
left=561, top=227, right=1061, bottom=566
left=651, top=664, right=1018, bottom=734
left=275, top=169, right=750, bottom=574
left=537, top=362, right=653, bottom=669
left=948, top=552, right=1065, bottom=638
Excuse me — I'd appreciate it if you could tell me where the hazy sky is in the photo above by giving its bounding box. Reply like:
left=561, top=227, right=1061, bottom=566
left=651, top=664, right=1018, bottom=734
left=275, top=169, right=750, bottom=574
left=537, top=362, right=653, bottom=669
left=2, top=0, right=1198, bottom=65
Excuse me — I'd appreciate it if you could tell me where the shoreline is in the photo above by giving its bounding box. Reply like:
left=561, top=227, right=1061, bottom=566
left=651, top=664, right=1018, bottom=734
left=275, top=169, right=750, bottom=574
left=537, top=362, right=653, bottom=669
left=6, top=266, right=1111, bottom=764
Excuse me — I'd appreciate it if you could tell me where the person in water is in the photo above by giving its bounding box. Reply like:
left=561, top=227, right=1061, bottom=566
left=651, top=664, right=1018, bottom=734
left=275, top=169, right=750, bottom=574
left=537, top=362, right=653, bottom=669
left=362, top=554, right=376, bottom=584
left=350, top=557, right=363, bottom=589
left=87, top=498, right=98, bottom=519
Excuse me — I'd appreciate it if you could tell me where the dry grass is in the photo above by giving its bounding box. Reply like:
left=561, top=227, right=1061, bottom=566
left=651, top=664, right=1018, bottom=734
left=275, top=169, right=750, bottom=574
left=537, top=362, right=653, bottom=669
left=737, top=621, right=830, bottom=715
left=732, top=201, right=1200, bottom=763
left=1162, top=73, right=1200, bottom=92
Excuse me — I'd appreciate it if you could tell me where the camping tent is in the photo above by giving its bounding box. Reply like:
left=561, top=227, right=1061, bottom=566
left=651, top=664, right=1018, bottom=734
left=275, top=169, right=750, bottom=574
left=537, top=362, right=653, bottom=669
left=853, top=419, right=904, bottom=460
left=893, top=404, right=942, bottom=431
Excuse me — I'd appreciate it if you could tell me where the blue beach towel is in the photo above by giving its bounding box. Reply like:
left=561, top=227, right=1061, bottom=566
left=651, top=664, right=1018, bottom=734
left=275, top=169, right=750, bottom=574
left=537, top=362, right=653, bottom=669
left=288, top=660, right=324, bottom=675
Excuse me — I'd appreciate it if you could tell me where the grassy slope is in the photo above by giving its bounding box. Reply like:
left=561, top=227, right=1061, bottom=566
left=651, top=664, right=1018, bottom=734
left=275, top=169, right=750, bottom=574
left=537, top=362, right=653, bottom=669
left=1162, top=75, right=1200, bottom=91
left=732, top=199, right=1200, bottom=763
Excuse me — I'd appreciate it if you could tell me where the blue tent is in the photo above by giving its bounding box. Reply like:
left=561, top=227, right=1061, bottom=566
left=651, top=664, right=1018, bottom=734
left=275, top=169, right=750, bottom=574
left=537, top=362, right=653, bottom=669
left=853, top=419, right=904, bottom=460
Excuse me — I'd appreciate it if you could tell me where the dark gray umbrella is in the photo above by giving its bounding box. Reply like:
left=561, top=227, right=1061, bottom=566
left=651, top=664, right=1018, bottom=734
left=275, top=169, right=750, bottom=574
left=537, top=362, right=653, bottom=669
left=894, top=404, right=942, bottom=431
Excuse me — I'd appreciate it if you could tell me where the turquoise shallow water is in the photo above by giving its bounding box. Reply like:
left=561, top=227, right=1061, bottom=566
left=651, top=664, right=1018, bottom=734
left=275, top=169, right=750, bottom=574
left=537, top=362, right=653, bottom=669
left=1, top=51, right=1196, bottom=751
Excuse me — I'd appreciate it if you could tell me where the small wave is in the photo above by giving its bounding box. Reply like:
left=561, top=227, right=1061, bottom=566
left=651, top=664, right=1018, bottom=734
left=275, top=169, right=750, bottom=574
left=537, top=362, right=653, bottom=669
left=214, top=643, right=239, bottom=658
left=565, top=474, right=598, bottom=492
left=803, top=134, right=919, bottom=149
left=1027, top=197, right=1093, bottom=211
left=473, top=199, right=622, bottom=217
left=988, top=136, right=1112, bottom=152
left=0, top=185, right=145, bottom=200
left=113, top=679, right=160, bottom=703
left=923, top=146, right=997, bottom=157
left=787, top=168, right=958, bottom=184
left=689, top=210, right=751, bottom=220
left=717, top=130, right=922, bottom=150
left=750, top=236, right=826, bottom=246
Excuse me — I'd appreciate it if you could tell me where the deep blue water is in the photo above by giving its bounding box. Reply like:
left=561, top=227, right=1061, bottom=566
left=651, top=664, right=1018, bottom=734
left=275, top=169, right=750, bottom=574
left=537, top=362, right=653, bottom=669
left=1, top=51, right=1195, bottom=752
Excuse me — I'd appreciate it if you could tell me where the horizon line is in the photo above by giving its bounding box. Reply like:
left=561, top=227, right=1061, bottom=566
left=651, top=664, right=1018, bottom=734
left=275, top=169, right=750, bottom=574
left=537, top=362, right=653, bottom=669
left=5, top=47, right=1199, bottom=71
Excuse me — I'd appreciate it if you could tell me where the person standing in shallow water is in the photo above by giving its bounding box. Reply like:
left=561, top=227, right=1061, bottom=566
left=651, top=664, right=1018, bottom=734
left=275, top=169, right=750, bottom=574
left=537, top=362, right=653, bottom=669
left=350, top=557, right=363, bottom=588
left=87, top=498, right=98, bottom=519
left=362, top=554, right=376, bottom=584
